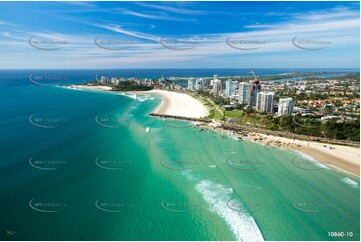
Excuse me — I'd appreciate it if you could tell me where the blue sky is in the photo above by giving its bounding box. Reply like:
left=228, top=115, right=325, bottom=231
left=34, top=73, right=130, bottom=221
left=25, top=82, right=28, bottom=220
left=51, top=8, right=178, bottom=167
left=0, top=1, right=359, bottom=69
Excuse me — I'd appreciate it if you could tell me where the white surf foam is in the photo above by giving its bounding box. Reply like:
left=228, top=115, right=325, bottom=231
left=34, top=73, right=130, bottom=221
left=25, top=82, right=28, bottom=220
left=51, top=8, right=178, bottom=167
left=341, top=177, right=359, bottom=188
left=195, top=180, right=264, bottom=241
left=124, top=93, right=137, bottom=100
left=137, top=95, right=149, bottom=102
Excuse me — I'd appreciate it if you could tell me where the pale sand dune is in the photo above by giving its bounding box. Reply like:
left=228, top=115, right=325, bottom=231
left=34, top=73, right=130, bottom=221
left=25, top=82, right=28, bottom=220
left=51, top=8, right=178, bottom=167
left=147, top=90, right=209, bottom=119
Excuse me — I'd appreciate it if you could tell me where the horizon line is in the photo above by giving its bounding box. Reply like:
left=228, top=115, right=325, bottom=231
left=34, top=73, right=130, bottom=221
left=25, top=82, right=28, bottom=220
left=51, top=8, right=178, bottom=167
left=0, top=68, right=360, bottom=71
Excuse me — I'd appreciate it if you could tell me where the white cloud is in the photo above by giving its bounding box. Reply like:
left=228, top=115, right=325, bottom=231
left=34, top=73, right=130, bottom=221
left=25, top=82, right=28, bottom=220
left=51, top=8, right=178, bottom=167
left=136, top=2, right=209, bottom=15
left=0, top=5, right=359, bottom=68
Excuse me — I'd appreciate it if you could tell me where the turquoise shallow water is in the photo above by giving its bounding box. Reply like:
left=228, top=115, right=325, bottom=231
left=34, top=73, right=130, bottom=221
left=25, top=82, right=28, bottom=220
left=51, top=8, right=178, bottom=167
left=0, top=71, right=359, bottom=241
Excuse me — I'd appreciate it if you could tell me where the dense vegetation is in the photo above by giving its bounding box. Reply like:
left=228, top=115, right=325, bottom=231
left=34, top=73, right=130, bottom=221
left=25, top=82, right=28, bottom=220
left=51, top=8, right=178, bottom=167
left=196, top=90, right=230, bottom=105
left=232, top=112, right=359, bottom=141
left=111, top=81, right=153, bottom=91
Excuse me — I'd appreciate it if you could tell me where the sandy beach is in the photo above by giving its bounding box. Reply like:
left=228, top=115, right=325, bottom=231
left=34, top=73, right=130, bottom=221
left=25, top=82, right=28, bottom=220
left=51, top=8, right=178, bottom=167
left=202, top=123, right=360, bottom=176
left=69, top=85, right=112, bottom=91
left=146, top=90, right=209, bottom=119
left=247, top=132, right=360, bottom=175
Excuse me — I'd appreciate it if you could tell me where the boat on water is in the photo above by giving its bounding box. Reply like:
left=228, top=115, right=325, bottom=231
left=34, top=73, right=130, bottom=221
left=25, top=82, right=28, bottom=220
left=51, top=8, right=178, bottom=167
left=145, top=127, right=150, bottom=133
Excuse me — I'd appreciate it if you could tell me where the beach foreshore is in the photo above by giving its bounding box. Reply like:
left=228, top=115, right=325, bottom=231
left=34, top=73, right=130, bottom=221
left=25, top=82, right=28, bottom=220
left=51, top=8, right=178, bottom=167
left=144, top=89, right=359, bottom=176
left=70, top=85, right=360, bottom=176
left=209, top=125, right=360, bottom=176
left=69, top=85, right=112, bottom=91
left=69, top=86, right=209, bottom=119
left=144, top=90, right=209, bottom=119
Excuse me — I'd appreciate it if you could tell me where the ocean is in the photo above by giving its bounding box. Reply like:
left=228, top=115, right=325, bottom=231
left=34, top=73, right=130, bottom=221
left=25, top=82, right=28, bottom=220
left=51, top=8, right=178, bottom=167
left=0, top=69, right=359, bottom=241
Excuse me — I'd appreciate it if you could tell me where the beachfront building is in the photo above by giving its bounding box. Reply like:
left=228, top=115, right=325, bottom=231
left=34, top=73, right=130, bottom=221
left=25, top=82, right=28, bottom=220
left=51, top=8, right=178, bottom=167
left=234, top=81, right=239, bottom=92
left=195, top=78, right=206, bottom=90
left=256, top=92, right=275, bottom=113
left=187, top=78, right=196, bottom=91
left=213, top=79, right=222, bottom=95
left=211, top=74, right=218, bottom=87
left=238, top=82, right=250, bottom=104
left=225, top=79, right=236, bottom=97
left=111, top=77, right=120, bottom=85
left=278, top=97, right=294, bottom=116
left=100, top=76, right=107, bottom=84
left=249, top=79, right=261, bottom=107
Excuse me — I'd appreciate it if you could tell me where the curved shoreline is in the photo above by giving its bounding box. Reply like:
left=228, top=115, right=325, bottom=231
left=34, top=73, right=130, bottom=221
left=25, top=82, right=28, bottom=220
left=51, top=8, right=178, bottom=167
left=144, top=90, right=359, bottom=176
left=201, top=123, right=360, bottom=176
left=145, top=90, right=209, bottom=119
left=69, top=85, right=360, bottom=176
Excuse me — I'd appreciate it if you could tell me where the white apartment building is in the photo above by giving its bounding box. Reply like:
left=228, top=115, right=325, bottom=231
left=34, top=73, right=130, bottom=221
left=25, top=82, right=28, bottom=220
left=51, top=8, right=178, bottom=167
left=187, top=78, right=196, bottom=91
left=195, top=78, right=205, bottom=90
left=211, top=74, right=218, bottom=87
left=213, top=79, right=222, bottom=95
left=225, top=79, right=236, bottom=97
left=278, top=97, right=294, bottom=116
left=100, top=76, right=107, bottom=84
left=238, top=82, right=250, bottom=104
left=256, top=92, right=275, bottom=113
left=111, top=78, right=120, bottom=85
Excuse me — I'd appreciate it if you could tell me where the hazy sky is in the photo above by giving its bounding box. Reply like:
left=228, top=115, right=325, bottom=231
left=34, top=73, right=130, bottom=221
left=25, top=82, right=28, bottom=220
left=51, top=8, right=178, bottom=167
left=0, top=1, right=359, bottom=69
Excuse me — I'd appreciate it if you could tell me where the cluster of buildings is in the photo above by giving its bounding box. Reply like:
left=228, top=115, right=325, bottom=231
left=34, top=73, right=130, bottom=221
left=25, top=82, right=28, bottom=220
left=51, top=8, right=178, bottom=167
left=187, top=77, right=207, bottom=91
left=96, top=72, right=358, bottom=123
left=98, top=76, right=154, bottom=87
left=187, top=75, right=294, bottom=116
left=266, top=76, right=360, bottom=119
left=99, top=76, right=124, bottom=85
